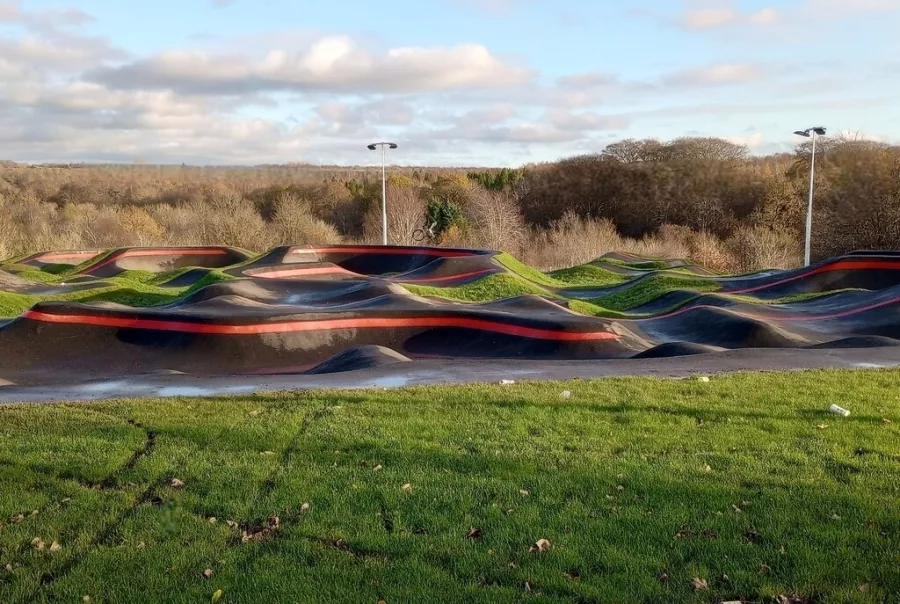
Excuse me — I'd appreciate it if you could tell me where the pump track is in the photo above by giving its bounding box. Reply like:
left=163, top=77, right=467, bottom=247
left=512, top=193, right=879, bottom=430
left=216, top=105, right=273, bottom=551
left=2, top=245, right=899, bottom=402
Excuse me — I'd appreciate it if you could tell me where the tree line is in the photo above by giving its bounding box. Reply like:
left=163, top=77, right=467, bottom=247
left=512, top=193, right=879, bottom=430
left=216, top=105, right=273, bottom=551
left=1, top=135, right=898, bottom=271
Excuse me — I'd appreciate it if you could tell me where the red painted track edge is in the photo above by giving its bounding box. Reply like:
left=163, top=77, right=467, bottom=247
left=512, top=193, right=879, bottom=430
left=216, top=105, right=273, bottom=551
left=728, top=259, right=900, bottom=294
left=81, top=248, right=233, bottom=273
left=290, top=246, right=478, bottom=258
left=21, top=310, right=620, bottom=342
left=632, top=294, right=900, bottom=323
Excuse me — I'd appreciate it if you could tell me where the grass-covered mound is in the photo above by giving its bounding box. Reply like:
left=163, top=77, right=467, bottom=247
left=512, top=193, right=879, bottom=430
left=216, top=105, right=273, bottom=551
left=0, top=262, right=233, bottom=316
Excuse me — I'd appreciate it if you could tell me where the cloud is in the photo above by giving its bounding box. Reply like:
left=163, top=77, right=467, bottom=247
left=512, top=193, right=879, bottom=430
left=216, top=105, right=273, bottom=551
left=551, top=64, right=761, bottom=103
left=556, top=71, right=619, bottom=89
left=544, top=109, right=630, bottom=132
left=25, top=6, right=94, bottom=28
left=0, top=35, right=124, bottom=71
left=804, top=0, right=899, bottom=15
left=432, top=122, right=582, bottom=144
left=0, top=1, right=20, bottom=21
left=91, top=37, right=531, bottom=95
left=0, top=0, right=895, bottom=165
left=0, top=5, right=543, bottom=164
left=727, top=131, right=766, bottom=148
left=0, top=2, right=119, bottom=75
left=448, top=0, right=533, bottom=15
left=410, top=106, right=629, bottom=147
left=749, top=7, right=779, bottom=24
left=0, top=1, right=93, bottom=28
left=314, top=98, right=416, bottom=127
left=666, top=0, right=898, bottom=31
left=664, top=63, right=762, bottom=86
left=360, top=98, right=416, bottom=126
left=680, top=7, right=739, bottom=29
left=461, top=105, right=517, bottom=123
left=630, top=1, right=783, bottom=31
left=677, top=3, right=781, bottom=30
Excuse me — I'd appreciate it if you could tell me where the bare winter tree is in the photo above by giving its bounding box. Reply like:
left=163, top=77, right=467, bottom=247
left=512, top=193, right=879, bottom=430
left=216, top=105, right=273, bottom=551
left=602, top=138, right=665, bottom=163
left=660, top=137, right=749, bottom=162
left=362, top=185, right=426, bottom=245
left=466, top=185, right=526, bottom=253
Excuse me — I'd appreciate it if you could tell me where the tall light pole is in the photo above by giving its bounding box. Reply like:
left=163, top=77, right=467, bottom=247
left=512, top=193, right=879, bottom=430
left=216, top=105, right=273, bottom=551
left=793, top=127, right=826, bottom=266
left=367, top=142, right=398, bottom=246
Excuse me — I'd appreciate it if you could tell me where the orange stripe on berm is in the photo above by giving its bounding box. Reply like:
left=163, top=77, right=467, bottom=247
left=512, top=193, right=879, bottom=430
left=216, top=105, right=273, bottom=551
left=21, top=310, right=620, bottom=342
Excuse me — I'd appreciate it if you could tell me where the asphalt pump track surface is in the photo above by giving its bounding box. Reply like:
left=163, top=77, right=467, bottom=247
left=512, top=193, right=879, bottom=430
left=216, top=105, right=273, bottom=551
left=2, top=245, right=900, bottom=394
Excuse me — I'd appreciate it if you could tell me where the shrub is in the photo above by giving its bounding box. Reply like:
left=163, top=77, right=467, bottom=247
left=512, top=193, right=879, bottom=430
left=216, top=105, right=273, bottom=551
left=271, top=193, right=342, bottom=245
left=521, top=213, right=624, bottom=270
left=727, top=226, right=801, bottom=273
left=687, top=231, right=736, bottom=273
left=116, top=206, right=165, bottom=246
left=201, top=194, right=270, bottom=251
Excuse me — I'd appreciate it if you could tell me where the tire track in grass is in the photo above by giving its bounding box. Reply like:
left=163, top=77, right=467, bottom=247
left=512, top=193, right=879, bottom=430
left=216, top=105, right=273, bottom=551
left=28, top=421, right=160, bottom=599
left=216, top=402, right=336, bottom=566
left=28, top=400, right=262, bottom=601
left=378, top=501, right=394, bottom=535
left=1, top=410, right=152, bottom=603
left=259, top=403, right=335, bottom=496
left=236, top=402, right=337, bottom=544
left=24, top=399, right=334, bottom=602
left=229, top=398, right=406, bottom=604
left=95, top=420, right=156, bottom=490
left=13, top=409, right=152, bottom=490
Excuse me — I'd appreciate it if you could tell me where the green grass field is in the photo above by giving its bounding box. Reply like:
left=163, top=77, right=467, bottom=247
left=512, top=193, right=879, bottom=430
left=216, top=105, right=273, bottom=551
left=2, top=370, right=898, bottom=603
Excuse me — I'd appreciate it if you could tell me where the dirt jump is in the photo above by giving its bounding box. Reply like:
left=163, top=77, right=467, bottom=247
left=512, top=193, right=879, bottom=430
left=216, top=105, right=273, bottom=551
left=1, top=245, right=899, bottom=395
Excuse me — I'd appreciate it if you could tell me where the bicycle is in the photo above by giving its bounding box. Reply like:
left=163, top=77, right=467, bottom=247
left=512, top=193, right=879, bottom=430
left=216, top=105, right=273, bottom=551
left=412, top=219, right=438, bottom=243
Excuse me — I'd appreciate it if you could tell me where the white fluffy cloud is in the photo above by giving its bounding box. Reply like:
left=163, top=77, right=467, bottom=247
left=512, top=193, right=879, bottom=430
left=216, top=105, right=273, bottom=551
left=727, top=131, right=766, bottom=148
left=91, top=38, right=531, bottom=95
left=0, top=3, right=538, bottom=164
left=0, top=0, right=641, bottom=164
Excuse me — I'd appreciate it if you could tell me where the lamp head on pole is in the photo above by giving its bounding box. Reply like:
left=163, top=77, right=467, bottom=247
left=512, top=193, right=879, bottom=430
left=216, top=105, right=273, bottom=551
left=367, top=142, right=399, bottom=150
left=793, top=127, right=826, bottom=138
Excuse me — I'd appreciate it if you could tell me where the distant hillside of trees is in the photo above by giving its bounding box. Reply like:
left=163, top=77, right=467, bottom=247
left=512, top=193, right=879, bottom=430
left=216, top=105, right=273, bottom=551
left=2, top=135, right=898, bottom=271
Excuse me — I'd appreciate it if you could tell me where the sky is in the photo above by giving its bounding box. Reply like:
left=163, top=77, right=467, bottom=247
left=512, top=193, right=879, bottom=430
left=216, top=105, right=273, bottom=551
left=1, top=0, right=898, bottom=166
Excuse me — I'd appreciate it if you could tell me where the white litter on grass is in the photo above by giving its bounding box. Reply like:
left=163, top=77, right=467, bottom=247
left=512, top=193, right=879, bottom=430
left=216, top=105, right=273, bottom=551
left=560, top=390, right=571, bottom=399
left=695, top=376, right=710, bottom=383
left=499, top=380, right=516, bottom=385
left=829, top=404, right=851, bottom=417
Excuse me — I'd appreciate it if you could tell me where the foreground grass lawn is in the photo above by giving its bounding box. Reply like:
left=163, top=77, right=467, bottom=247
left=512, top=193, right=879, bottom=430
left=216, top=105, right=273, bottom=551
left=1, top=371, right=898, bottom=603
